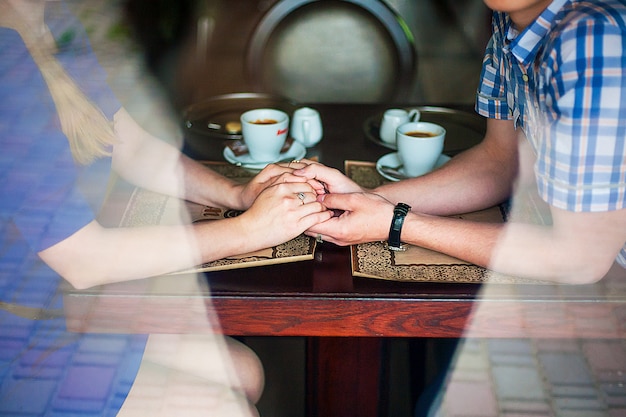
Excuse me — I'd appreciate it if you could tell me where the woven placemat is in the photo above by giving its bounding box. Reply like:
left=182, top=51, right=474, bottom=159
left=120, top=162, right=315, bottom=273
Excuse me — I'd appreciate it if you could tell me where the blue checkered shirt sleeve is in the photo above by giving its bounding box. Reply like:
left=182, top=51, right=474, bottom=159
left=476, top=14, right=513, bottom=122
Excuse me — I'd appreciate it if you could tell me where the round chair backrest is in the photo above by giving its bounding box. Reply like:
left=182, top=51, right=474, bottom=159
left=246, top=0, right=416, bottom=103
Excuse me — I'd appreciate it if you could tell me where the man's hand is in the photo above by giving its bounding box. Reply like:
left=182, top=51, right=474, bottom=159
left=305, top=192, right=395, bottom=246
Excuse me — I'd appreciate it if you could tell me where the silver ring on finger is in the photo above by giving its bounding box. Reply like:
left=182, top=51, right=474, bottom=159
left=316, top=234, right=324, bottom=243
left=297, top=192, right=306, bottom=205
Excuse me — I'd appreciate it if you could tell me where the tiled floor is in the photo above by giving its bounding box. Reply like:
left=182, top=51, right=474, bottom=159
left=0, top=317, right=146, bottom=417
left=10, top=1, right=626, bottom=417
left=436, top=338, right=626, bottom=417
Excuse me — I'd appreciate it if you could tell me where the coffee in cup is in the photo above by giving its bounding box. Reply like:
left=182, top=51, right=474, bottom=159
left=404, top=131, right=437, bottom=138
left=251, top=119, right=278, bottom=125
left=396, top=122, right=445, bottom=177
left=240, top=109, right=289, bottom=161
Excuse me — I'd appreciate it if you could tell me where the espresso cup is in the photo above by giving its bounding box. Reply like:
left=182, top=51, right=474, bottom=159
left=241, top=108, right=289, bottom=161
left=396, top=122, right=445, bottom=177
left=379, top=108, right=420, bottom=144
left=291, top=107, right=323, bottom=147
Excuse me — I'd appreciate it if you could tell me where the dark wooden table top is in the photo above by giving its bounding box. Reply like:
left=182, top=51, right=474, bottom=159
left=64, top=102, right=626, bottom=339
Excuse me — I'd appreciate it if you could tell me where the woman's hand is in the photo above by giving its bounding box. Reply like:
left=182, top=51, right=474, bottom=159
left=235, top=160, right=323, bottom=209
left=236, top=180, right=333, bottom=249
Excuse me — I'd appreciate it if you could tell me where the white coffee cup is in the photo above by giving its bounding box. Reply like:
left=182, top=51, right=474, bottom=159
left=396, top=122, right=445, bottom=177
left=379, top=108, right=420, bottom=144
left=291, top=107, right=323, bottom=147
left=240, top=108, right=289, bottom=161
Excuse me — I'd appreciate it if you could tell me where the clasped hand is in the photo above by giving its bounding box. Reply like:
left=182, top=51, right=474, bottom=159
left=242, top=160, right=396, bottom=247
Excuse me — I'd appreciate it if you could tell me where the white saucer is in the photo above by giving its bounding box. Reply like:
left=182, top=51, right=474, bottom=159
left=223, top=141, right=306, bottom=170
left=376, top=153, right=451, bottom=182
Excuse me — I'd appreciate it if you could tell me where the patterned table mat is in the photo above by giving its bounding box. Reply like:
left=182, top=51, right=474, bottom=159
left=346, top=161, right=547, bottom=284
left=119, top=162, right=315, bottom=273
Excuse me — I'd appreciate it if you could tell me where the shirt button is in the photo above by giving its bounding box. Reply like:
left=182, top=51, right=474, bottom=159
left=522, top=74, right=529, bottom=82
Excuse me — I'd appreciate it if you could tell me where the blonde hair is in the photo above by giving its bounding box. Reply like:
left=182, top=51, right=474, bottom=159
left=29, top=44, right=117, bottom=165
left=1, top=2, right=117, bottom=165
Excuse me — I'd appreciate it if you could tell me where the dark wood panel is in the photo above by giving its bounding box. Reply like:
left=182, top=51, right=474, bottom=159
left=307, top=337, right=383, bottom=417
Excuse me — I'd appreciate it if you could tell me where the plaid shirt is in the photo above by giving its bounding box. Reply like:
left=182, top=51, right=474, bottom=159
left=476, top=0, right=626, bottom=266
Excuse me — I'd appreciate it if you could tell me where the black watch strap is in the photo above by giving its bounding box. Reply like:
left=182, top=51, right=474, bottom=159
left=387, top=203, right=411, bottom=251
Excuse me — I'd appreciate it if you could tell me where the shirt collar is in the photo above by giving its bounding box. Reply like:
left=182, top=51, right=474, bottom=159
left=506, top=0, right=571, bottom=66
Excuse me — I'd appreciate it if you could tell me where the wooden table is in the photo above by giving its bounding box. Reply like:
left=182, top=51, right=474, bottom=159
left=64, top=103, right=626, bottom=417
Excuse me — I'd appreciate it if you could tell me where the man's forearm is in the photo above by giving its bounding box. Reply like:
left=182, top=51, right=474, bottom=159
left=375, top=144, right=516, bottom=216
left=401, top=209, right=624, bottom=284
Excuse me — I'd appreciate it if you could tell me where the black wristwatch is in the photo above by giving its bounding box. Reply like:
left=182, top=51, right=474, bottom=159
left=387, top=203, right=411, bottom=251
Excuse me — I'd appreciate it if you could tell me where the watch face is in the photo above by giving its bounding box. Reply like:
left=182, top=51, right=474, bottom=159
left=388, top=203, right=410, bottom=250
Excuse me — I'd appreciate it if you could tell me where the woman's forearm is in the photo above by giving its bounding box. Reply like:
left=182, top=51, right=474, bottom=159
left=111, top=108, right=241, bottom=208
left=39, top=217, right=256, bottom=289
left=39, top=179, right=332, bottom=289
